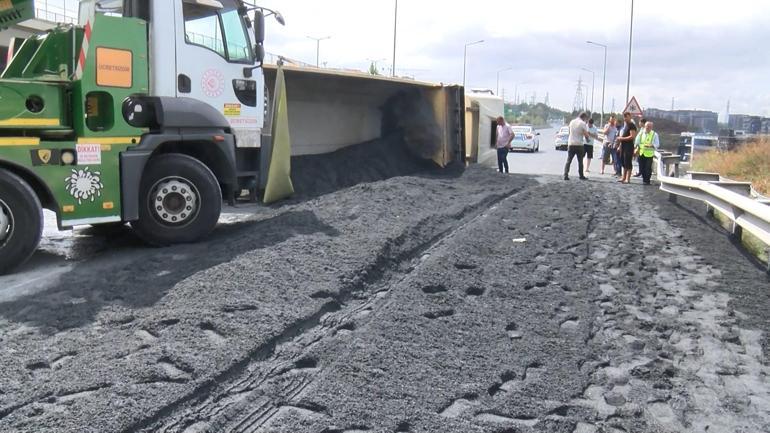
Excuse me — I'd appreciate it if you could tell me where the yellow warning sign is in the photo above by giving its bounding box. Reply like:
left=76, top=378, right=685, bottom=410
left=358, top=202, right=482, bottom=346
left=96, top=47, right=133, bottom=88
left=224, top=103, right=241, bottom=117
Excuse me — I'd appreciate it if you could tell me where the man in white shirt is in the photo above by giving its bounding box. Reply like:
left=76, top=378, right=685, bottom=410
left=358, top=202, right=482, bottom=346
left=495, top=116, right=514, bottom=173
left=564, top=112, right=590, bottom=180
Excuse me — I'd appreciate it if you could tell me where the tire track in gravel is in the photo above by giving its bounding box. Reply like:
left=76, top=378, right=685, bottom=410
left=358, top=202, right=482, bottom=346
left=128, top=182, right=540, bottom=433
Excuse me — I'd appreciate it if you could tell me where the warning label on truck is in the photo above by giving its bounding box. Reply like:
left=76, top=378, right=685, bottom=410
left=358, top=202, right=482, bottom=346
left=96, top=47, right=133, bottom=88
left=0, top=0, right=13, bottom=12
left=76, top=143, right=102, bottom=165
left=224, top=103, right=241, bottom=116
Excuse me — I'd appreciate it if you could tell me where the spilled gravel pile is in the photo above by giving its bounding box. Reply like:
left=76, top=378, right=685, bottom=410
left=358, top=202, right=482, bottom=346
left=290, top=133, right=443, bottom=199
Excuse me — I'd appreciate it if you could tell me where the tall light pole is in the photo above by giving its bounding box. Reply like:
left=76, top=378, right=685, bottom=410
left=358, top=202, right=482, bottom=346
left=586, top=40, right=607, bottom=125
left=307, top=35, right=331, bottom=67
left=581, top=67, right=595, bottom=114
left=462, top=39, right=484, bottom=90
left=391, top=0, right=398, bottom=77
left=626, top=0, right=634, bottom=105
left=496, top=67, right=513, bottom=96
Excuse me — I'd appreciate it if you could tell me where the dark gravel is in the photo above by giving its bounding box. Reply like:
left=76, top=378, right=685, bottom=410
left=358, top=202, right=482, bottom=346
left=0, top=163, right=768, bottom=433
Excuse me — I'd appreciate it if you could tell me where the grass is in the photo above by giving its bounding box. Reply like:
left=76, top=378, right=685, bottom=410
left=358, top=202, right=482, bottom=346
left=692, top=138, right=770, bottom=267
left=712, top=211, right=769, bottom=265
left=692, top=138, right=770, bottom=195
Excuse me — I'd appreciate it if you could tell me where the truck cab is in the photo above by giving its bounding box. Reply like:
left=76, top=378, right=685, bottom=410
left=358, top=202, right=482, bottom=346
left=0, top=0, right=287, bottom=273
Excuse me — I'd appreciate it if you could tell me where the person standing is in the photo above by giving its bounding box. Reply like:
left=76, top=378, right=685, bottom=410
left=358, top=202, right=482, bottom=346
left=633, top=117, right=648, bottom=177
left=636, top=121, right=659, bottom=185
left=495, top=116, right=514, bottom=173
left=584, top=118, right=598, bottom=173
left=564, top=112, right=590, bottom=180
left=600, top=115, right=618, bottom=175
left=616, top=112, right=638, bottom=184
left=613, top=121, right=623, bottom=177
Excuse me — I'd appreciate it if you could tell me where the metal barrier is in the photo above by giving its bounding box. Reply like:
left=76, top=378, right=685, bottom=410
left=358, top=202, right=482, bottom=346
left=655, top=150, right=770, bottom=270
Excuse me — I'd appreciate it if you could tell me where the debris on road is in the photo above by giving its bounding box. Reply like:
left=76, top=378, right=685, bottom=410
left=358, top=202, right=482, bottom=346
left=0, top=162, right=768, bottom=433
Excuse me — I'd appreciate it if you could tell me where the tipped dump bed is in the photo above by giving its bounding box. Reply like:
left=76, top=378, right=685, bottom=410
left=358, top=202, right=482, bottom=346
left=263, top=64, right=465, bottom=168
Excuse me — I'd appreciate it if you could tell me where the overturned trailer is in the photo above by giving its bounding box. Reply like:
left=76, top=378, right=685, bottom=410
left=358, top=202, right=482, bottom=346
left=263, top=64, right=464, bottom=166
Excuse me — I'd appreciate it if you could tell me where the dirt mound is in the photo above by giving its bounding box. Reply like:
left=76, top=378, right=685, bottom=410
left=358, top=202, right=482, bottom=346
left=290, top=134, right=447, bottom=198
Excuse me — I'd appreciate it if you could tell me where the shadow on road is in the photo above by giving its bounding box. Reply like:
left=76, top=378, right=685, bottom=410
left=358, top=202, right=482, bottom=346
left=0, top=210, right=339, bottom=333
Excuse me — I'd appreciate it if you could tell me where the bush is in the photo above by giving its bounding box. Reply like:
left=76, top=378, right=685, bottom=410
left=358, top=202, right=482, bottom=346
left=692, top=138, right=770, bottom=195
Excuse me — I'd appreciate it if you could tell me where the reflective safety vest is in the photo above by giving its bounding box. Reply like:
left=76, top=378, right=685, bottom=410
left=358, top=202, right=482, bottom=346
left=638, top=130, right=657, bottom=158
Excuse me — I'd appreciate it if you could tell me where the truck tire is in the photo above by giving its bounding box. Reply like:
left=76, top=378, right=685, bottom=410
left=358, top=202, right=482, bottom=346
left=131, top=153, right=222, bottom=246
left=0, top=169, right=43, bottom=275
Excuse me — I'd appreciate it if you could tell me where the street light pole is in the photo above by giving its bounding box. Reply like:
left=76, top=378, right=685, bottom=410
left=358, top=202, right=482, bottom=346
left=496, top=67, right=513, bottom=96
left=391, top=0, right=397, bottom=77
left=581, top=67, right=595, bottom=114
left=307, top=35, right=331, bottom=67
left=626, top=0, right=634, bottom=104
left=462, top=39, right=484, bottom=90
left=586, top=40, right=607, bottom=125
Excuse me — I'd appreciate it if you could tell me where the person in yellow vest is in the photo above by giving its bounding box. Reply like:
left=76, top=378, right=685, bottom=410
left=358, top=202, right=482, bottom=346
left=635, top=121, right=659, bottom=185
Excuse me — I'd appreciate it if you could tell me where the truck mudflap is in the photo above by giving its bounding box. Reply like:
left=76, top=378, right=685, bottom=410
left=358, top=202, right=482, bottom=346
left=261, top=65, right=293, bottom=204
left=262, top=64, right=464, bottom=168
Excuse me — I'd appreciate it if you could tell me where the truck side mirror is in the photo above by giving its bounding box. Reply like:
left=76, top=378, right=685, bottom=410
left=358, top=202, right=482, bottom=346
left=254, top=10, right=265, bottom=43
left=254, top=43, right=265, bottom=64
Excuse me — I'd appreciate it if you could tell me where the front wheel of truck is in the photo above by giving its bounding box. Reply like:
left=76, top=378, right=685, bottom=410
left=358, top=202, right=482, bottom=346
left=131, top=154, right=222, bottom=246
left=0, top=170, right=43, bottom=275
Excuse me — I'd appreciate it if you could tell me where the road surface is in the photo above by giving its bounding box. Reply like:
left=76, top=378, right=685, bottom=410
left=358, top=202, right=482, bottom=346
left=0, top=142, right=768, bottom=433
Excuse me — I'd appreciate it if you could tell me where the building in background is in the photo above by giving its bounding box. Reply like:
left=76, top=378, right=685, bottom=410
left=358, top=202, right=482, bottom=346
left=645, top=108, right=719, bottom=134
left=0, top=0, right=78, bottom=70
left=728, top=114, right=764, bottom=134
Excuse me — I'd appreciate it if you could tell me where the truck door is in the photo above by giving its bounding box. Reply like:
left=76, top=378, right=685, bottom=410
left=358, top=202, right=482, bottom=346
left=175, top=0, right=263, bottom=146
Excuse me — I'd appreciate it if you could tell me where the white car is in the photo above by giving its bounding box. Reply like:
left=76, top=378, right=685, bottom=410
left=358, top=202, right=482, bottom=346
left=555, top=126, right=569, bottom=151
left=509, top=125, right=540, bottom=152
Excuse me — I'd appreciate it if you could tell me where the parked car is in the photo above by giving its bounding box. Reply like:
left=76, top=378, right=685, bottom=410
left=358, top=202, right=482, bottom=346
left=555, top=126, right=569, bottom=150
left=509, top=125, right=540, bottom=152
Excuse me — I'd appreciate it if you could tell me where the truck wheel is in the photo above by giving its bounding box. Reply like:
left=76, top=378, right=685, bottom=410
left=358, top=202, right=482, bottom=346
left=0, top=170, right=43, bottom=274
left=131, top=154, right=222, bottom=246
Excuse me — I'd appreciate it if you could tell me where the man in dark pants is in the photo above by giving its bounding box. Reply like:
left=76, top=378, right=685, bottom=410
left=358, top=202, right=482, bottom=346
left=495, top=116, right=514, bottom=173
left=616, top=112, right=638, bottom=184
left=564, top=112, right=590, bottom=180
left=636, top=121, right=659, bottom=185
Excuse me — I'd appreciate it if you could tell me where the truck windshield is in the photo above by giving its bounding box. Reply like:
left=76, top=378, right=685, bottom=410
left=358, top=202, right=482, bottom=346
left=184, top=1, right=253, bottom=63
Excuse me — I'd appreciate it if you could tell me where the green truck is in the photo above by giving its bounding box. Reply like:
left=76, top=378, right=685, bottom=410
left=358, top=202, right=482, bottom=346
left=0, top=0, right=465, bottom=274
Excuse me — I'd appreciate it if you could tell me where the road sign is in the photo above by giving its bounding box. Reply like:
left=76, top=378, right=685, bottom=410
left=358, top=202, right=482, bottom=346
left=623, top=96, right=643, bottom=116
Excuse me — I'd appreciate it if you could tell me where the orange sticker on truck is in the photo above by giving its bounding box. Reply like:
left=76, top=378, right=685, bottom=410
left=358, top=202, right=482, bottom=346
left=0, top=0, right=13, bottom=12
left=96, top=47, right=132, bottom=88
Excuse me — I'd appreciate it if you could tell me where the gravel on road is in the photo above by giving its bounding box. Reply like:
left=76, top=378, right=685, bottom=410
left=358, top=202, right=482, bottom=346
left=0, top=147, right=768, bottom=433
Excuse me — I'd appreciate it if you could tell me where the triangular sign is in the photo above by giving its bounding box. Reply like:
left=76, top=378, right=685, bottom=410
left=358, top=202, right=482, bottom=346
left=623, top=96, right=643, bottom=116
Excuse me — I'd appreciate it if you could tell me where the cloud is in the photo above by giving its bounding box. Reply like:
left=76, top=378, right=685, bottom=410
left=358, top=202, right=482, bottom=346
left=259, top=0, right=769, bottom=117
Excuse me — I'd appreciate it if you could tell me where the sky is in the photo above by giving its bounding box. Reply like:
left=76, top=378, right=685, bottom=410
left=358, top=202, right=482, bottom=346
left=256, top=0, right=770, bottom=119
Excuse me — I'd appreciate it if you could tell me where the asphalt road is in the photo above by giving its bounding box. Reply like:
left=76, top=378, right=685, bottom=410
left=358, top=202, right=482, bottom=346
left=0, top=146, right=768, bottom=433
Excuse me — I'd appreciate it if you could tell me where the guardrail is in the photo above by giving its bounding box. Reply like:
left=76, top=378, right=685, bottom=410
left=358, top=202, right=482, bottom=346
left=655, top=150, right=770, bottom=271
